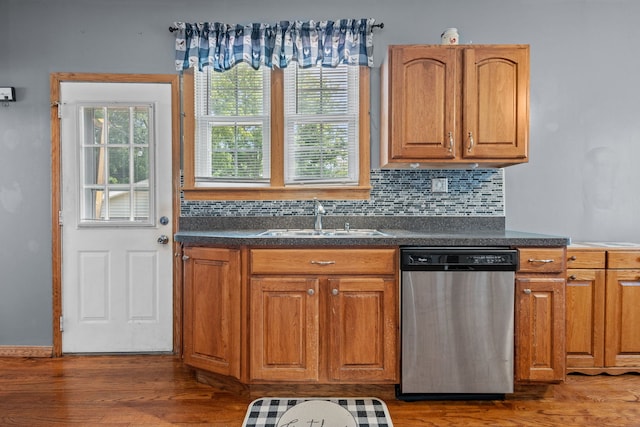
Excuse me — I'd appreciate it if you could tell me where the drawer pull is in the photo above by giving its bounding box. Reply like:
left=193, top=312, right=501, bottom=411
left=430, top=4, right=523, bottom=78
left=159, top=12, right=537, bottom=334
left=569, top=256, right=577, bottom=261
left=310, top=260, right=336, bottom=266
left=568, top=275, right=577, bottom=281
left=528, top=258, right=554, bottom=264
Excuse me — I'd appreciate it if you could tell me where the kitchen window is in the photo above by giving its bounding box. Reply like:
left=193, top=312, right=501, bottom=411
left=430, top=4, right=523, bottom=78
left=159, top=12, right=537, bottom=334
left=182, top=64, right=371, bottom=200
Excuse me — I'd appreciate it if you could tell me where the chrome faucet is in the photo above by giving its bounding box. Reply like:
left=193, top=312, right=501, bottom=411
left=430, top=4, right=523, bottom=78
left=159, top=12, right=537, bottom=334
left=314, top=198, right=325, bottom=232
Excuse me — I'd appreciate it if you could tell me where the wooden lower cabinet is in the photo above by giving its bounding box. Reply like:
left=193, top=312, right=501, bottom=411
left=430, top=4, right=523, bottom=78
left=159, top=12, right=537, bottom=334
left=180, top=244, right=575, bottom=387
left=566, top=268, right=606, bottom=369
left=249, top=276, right=320, bottom=382
left=249, top=248, right=399, bottom=384
left=515, top=276, right=566, bottom=382
left=182, top=247, right=241, bottom=378
left=566, top=248, right=606, bottom=372
left=566, top=246, right=640, bottom=374
left=327, top=277, right=398, bottom=382
left=515, top=247, right=566, bottom=383
left=605, top=269, right=640, bottom=369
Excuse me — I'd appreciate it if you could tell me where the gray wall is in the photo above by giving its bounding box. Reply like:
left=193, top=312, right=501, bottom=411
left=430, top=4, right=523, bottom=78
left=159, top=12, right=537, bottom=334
left=2, top=0, right=639, bottom=345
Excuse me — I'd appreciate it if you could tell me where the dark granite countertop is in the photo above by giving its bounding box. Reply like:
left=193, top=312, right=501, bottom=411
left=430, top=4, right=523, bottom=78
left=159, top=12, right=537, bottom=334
left=175, top=216, right=569, bottom=247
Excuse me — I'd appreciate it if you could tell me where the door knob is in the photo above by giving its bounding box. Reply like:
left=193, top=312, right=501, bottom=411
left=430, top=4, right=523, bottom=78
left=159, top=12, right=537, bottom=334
left=157, top=235, right=169, bottom=244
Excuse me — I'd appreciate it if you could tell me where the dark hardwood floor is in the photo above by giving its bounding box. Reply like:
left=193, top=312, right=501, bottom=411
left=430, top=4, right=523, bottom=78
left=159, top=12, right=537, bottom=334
left=1, top=355, right=639, bottom=426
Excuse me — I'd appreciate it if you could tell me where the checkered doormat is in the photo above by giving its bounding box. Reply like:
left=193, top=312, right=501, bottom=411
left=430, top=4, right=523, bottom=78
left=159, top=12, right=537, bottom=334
left=242, top=397, right=393, bottom=427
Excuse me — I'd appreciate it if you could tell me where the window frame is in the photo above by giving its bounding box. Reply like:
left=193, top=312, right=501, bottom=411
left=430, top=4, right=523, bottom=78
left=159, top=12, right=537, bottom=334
left=182, top=66, right=371, bottom=201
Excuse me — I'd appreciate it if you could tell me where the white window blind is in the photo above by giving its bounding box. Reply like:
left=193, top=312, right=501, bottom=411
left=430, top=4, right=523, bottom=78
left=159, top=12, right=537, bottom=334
left=194, top=63, right=271, bottom=184
left=283, top=64, right=359, bottom=184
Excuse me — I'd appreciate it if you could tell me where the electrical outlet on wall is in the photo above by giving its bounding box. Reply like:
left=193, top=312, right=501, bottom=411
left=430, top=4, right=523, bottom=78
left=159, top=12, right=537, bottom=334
left=431, top=178, right=448, bottom=193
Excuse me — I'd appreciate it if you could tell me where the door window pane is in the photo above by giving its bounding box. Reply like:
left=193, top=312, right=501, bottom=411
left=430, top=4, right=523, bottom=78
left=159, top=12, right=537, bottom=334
left=78, top=104, right=155, bottom=225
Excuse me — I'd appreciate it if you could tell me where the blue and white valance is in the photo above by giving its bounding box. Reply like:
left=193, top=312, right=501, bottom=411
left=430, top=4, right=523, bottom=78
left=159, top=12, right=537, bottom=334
left=173, top=18, right=376, bottom=72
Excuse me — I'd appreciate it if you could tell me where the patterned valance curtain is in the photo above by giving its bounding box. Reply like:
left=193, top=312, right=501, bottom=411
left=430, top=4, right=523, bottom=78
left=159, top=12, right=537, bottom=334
left=173, top=18, right=375, bottom=72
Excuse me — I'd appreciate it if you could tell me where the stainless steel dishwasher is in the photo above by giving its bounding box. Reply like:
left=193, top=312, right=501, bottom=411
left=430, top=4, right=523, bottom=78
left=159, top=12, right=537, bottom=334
left=397, top=247, right=518, bottom=401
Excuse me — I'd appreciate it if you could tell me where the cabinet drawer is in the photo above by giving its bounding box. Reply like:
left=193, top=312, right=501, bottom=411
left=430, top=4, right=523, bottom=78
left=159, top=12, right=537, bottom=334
left=567, top=249, right=605, bottom=269
left=518, top=248, right=565, bottom=273
left=250, top=248, right=397, bottom=275
left=607, top=251, right=640, bottom=269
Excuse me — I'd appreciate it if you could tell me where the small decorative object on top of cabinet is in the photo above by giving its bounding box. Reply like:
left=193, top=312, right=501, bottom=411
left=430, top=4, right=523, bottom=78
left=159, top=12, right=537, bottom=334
left=380, top=44, right=529, bottom=168
left=566, top=244, right=640, bottom=374
left=515, top=247, right=566, bottom=383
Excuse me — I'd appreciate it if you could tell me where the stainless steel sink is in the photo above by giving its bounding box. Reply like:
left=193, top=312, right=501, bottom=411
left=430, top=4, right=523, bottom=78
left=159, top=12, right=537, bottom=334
left=255, top=228, right=392, bottom=238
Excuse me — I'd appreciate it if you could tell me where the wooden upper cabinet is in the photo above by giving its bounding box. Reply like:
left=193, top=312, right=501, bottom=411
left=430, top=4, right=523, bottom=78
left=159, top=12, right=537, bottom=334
left=380, top=44, right=529, bottom=168
left=384, top=46, right=457, bottom=161
left=463, top=46, right=529, bottom=160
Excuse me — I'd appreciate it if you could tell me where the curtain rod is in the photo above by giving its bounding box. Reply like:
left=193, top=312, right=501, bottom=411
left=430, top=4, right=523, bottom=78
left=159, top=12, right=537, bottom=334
left=168, top=22, right=384, bottom=32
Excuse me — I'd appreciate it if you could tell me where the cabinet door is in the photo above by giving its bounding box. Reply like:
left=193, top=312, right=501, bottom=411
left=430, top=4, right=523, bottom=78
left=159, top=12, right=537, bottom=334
left=387, top=45, right=458, bottom=160
left=463, top=46, right=529, bottom=160
left=182, top=247, right=240, bottom=378
left=250, top=277, right=320, bottom=382
left=515, top=277, right=565, bottom=382
left=326, top=277, right=398, bottom=383
left=605, top=270, right=640, bottom=367
left=566, top=269, right=605, bottom=370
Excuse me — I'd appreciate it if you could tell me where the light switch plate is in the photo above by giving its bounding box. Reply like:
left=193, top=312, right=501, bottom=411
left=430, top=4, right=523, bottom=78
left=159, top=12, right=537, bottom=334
left=431, top=178, right=448, bottom=193
left=0, top=87, right=16, bottom=102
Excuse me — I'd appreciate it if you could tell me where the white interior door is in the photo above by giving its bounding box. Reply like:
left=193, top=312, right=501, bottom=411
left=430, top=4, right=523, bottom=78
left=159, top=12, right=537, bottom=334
left=60, top=82, right=173, bottom=353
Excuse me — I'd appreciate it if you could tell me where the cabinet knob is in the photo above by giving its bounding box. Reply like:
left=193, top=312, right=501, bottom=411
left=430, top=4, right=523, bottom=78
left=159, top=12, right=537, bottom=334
left=307, top=289, right=315, bottom=296
left=569, top=256, right=577, bottom=261
left=332, top=288, right=339, bottom=296
left=182, top=255, right=190, bottom=261
left=568, top=275, right=577, bottom=281
left=523, top=288, right=532, bottom=294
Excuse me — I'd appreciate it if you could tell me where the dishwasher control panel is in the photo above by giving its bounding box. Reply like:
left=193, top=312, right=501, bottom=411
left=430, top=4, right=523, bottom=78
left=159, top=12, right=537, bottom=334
left=401, top=247, right=518, bottom=271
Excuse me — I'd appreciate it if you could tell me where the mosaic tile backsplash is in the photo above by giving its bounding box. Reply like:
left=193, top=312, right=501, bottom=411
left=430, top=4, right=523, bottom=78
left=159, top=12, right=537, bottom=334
left=181, top=169, right=504, bottom=217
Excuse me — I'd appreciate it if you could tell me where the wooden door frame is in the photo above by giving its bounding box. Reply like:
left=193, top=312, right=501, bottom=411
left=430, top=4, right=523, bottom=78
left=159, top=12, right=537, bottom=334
left=50, top=73, right=182, bottom=357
